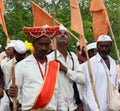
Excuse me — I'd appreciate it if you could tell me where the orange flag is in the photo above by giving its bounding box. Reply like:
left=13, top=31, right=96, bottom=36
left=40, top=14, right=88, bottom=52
left=31, top=1, right=60, bottom=27
left=90, top=0, right=110, bottom=41
left=0, top=0, right=8, bottom=37
left=31, top=1, right=61, bottom=50
left=70, top=0, right=85, bottom=49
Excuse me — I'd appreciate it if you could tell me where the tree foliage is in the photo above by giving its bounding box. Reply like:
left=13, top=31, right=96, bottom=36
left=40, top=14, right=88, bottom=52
left=0, top=0, right=120, bottom=60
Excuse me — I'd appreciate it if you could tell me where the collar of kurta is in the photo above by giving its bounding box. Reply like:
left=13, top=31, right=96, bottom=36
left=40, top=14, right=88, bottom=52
left=32, top=60, right=59, bottom=109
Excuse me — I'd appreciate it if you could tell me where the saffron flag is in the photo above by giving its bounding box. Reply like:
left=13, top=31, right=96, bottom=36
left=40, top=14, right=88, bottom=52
left=0, top=0, right=8, bottom=37
left=31, top=1, right=60, bottom=27
left=31, top=1, right=61, bottom=50
left=90, top=0, right=110, bottom=41
left=70, top=0, right=85, bottom=49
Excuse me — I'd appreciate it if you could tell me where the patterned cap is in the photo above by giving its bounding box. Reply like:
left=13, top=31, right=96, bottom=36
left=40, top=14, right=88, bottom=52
left=23, top=26, right=59, bottom=40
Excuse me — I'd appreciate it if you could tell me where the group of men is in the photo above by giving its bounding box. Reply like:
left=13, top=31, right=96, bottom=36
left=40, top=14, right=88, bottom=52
left=0, top=24, right=118, bottom=111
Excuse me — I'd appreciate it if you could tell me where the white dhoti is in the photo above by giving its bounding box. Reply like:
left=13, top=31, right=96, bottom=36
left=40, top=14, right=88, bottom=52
left=0, top=91, right=11, bottom=111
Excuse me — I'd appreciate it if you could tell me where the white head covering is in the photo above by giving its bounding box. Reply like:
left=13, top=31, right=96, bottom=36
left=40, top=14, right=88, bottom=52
left=87, top=42, right=97, bottom=51
left=14, top=40, right=26, bottom=54
left=6, top=40, right=16, bottom=49
left=97, top=35, right=112, bottom=42
left=0, top=44, right=2, bottom=48
left=76, top=41, right=80, bottom=47
left=59, top=24, right=67, bottom=31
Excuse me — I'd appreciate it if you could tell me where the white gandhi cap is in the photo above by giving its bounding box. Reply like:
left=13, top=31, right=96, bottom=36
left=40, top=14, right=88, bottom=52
left=97, top=35, right=112, bottom=42
left=87, top=42, right=97, bottom=51
left=14, top=40, right=26, bottom=54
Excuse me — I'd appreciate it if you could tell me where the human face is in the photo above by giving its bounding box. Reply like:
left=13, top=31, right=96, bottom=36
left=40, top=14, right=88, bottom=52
left=15, top=52, right=26, bottom=62
left=97, top=41, right=112, bottom=58
left=55, top=30, right=70, bottom=46
left=5, top=47, right=14, bottom=58
left=33, top=36, right=51, bottom=59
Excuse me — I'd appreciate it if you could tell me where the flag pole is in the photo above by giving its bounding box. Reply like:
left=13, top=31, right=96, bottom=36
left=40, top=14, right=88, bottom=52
left=52, top=0, right=57, bottom=60
left=109, top=24, right=120, bottom=66
left=80, top=1, right=100, bottom=109
left=83, top=38, right=100, bottom=109
left=12, top=59, right=17, bottom=111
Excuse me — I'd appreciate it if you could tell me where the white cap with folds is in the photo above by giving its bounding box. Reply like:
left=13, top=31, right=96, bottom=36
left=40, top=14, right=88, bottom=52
left=76, top=41, right=80, bottom=47
left=14, top=40, right=26, bottom=54
left=97, top=35, right=112, bottom=42
left=87, top=42, right=97, bottom=51
left=59, top=24, right=67, bottom=31
left=6, top=40, right=16, bottom=49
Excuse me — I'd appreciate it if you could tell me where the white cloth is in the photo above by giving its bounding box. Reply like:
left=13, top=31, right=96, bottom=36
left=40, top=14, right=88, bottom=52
left=15, top=54, right=63, bottom=110
left=2, top=57, right=17, bottom=89
left=85, top=53, right=117, bottom=111
left=14, top=40, right=26, bottom=54
left=97, top=35, right=112, bottom=42
left=0, top=91, right=10, bottom=111
left=77, top=62, right=90, bottom=111
left=47, top=50, right=84, bottom=111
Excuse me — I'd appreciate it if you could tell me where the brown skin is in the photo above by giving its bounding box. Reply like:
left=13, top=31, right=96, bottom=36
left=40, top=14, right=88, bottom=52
left=5, top=47, right=15, bottom=59
left=97, top=41, right=112, bottom=69
left=8, top=36, right=51, bottom=111
left=97, top=41, right=112, bottom=58
left=55, top=30, right=83, bottom=111
left=14, top=51, right=26, bottom=62
left=0, top=88, right=4, bottom=99
left=0, top=66, right=4, bottom=99
left=33, top=36, right=51, bottom=63
left=55, top=30, right=70, bottom=73
left=8, top=36, right=51, bottom=98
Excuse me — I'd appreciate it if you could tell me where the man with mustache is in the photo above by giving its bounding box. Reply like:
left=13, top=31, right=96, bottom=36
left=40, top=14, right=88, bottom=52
left=85, top=35, right=118, bottom=111
left=8, top=26, right=64, bottom=111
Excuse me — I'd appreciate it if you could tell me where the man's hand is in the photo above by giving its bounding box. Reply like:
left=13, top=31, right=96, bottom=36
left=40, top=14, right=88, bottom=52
left=56, top=60, right=68, bottom=73
left=0, top=88, right=4, bottom=99
left=8, top=85, right=18, bottom=98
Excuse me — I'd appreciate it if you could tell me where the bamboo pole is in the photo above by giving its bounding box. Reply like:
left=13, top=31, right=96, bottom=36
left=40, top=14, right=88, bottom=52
left=82, top=37, right=100, bottom=110
left=12, top=59, right=17, bottom=111
left=109, top=24, right=120, bottom=66
left=52, top=0, right=57, bottom=60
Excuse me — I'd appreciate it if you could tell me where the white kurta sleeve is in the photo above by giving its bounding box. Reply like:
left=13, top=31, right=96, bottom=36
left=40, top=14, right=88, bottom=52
left=66, top=52, right=84, bottom=85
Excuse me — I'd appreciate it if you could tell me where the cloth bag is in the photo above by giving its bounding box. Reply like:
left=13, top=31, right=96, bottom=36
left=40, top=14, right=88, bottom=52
left=107, top=78, right=120, bottom=111
left=102, top=59, right=120, bottom=111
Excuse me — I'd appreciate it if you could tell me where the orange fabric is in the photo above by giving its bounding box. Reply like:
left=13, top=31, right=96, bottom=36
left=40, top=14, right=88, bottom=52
left=31, top=1, right=60, bottom=50
left=31, top=1, right=60, bottom=27
left=90, top=0, right=110, bottom=41
left=32, top=61, right=59, bottom=109
left=0, top=0, right=8, bottom=37
left=70, top=0, right=85, bottom=50
left=0, top=0, right=5, bottom=13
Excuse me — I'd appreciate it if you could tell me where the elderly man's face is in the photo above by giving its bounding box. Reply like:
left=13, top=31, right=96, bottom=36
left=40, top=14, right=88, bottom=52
left=55, top=30, right=70, bottom=46
left=97, top=41, right=112, bottom=57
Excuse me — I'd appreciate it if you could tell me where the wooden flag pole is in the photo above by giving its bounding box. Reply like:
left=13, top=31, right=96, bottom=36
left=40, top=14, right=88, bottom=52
left=52, top=0, right=57, bottom=60
left=12, top=59, right=17, bottom=111
left=109, top=24, right=120, bottom=66
left=82, top=37, right=100, bottom=110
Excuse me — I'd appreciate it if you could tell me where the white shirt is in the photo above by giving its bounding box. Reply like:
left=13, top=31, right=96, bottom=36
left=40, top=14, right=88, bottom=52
left=85, top=53, right=117, bottom=111
left=2, top=57, right=17, bottom=89
left=15, top=54, right=63, bottom=110
left=47, top=50, right=84, bottom=111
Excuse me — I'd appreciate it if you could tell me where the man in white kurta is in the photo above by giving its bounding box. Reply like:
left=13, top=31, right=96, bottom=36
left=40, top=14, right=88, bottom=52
left=85, top=35, right=118, bottom=111
left=47, top=25, right=84, bottom=111
left=8, top=26, right=64, bottom=111
left=14, top=53, right=64, bottom=111
left=48, top=50, right=84, bottom=111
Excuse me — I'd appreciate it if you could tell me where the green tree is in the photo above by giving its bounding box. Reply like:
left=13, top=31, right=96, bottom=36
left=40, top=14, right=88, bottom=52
left=0, top=0, right=119, bottom=60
